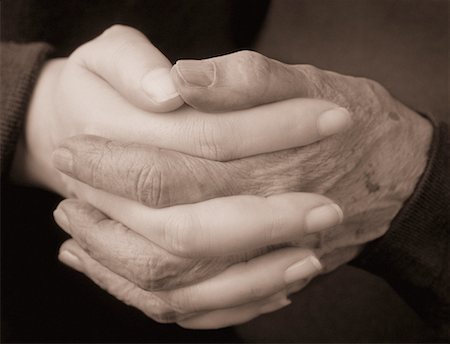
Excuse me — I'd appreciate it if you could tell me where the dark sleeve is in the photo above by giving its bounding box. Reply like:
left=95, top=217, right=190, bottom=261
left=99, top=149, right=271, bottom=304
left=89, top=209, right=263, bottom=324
left=352, top=121, right=449, bottom=340
left=0, top=42, right=53, bottom=176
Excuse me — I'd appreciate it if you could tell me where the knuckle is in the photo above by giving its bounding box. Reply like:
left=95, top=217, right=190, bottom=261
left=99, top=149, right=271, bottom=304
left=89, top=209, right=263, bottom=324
left=352, top=77, right=389, bottom=115
left=133, top=265, right=160, bottom=291
left=165, top=211, right=199, bottom=257
left=139, top=255, right=222, bottom=292
left=77, top=216, right=111, bottom=255
left=111, top=280, right=137, bottom=304
left=300, top=64, right=320, bottom=75
left=149, top=309, right=179, bottom=323
left=83, top=139, right=113, bottom=188
left=70, top=25, right=139, bottom=66
left=101, top=24, right=136, bottom=38
left=362, top=78, right=388, bottom=98
left=198, top=137, right=228, bottom=161
left=197, top=120, right=223, bottom=160
left=109, top=40, right=136, bottom=69
left=65, top=205, right=97, bottom=245
left=264, top=205, right=280, bottom=244
left=162, top=287, right=196, bottom=313
left=235, top=50, right=267, bottom=70
left=141, top=297, right=182, bottom=323
left=133, top=254, right=176, bottom=291
left=197, top=119, right=237, bottom=161
left=297, top=64, right=322, bottom=89
left=68, top=44, right=84, bottom=64
left=134, top=162, right=168, bottom=208
left=130, top=242, right=200, bottom=291
left=68, top=41, right=96, bottom=66
left=248, top=284, right=268, bottom=301
left=100, top=26, right=145, bottom=69
left=235, top=50, right=271, bottom=93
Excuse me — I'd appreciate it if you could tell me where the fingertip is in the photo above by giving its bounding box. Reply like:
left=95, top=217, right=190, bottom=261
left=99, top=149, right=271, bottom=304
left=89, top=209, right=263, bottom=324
left=57, top=198, right=83, bottom=212
left=59, top=249, right=80, bottom=266
left=172, top=60, right=216, bottom=88
left=53, top=207, right=70, bottom=231
left=56, top=198, right=107, bottom=228
left=305, top=203, right=344, bottom=234
left=52, top=147, right=73, bottom=175
left=58, top=240, right=84, bottom=272
left=284, top=255, right=323, bottom=285
left=141, top=68, right=184, bottom=111
left=171, top=61, right=222, bottom=112
left=318, top=107, right=353, bottom=137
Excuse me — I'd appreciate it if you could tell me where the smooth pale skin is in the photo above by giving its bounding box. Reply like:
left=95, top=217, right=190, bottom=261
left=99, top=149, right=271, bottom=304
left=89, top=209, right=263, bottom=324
left=12, top=25, right=349, bottom=195
left=50, top=29, right=432, bottom=327
left=12, top=25, right=351, bottom=328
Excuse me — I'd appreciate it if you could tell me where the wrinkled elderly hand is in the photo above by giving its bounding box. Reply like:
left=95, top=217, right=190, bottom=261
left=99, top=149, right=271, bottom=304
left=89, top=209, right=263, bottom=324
left=53, top=104, right=348, bottom=327
left=15, top=26, right=344, bottom=195
left=54, top=50, right=432, bottom=292
left=25, top=25, right=351, bottom=328
left=170, top=50, right=433, bottom=271
left=54, top=190, right=342, bottom=328
left=13, top=24, right=181, bottom=192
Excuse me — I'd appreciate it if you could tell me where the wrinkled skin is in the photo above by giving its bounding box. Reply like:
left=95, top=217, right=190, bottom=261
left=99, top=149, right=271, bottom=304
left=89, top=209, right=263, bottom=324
left=57, top=52, right=432, bottom=292
left=170, top=52, right=433, bottom=270
left=16, top=23, right=433, bottom=327
left=57, top=198, right=272, bottom=291
left=16, top=24, right=350, bottom=327
left=225, top=62, right=433, bottom=268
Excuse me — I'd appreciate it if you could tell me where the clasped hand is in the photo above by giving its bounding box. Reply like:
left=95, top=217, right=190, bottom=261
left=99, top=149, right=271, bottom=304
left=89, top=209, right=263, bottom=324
left=17, top=25, right=431, bottom=328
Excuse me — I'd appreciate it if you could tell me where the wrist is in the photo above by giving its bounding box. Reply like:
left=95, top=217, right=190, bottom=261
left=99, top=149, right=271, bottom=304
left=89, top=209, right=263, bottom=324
left=394, top=101, right=434, bottom=196
left=364, top=100, right=433, bottom=227
left=11, top=59, right=67, bottom=194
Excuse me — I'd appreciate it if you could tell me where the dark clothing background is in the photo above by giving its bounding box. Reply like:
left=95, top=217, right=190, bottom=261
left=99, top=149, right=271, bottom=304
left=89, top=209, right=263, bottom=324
left=1, top=0, right=269, bottom=60
left=1, top=0, right=448, bottom=342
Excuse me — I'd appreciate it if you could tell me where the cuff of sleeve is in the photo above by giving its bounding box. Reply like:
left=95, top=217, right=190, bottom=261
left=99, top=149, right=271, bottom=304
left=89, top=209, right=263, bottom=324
left=352, top=120, right=449, bottom=338
left=1, top=42, right=54, bottom=176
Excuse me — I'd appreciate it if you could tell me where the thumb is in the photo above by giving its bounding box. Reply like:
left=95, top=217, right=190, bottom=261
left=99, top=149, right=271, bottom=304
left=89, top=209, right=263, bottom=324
left=171, top=50, right=318, bottom=112
left=71, top=25, right=184, bottom=112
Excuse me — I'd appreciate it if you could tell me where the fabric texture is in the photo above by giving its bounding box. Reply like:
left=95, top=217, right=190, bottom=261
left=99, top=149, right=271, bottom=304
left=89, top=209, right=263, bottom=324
left=0, top=42, right=53, bottom=176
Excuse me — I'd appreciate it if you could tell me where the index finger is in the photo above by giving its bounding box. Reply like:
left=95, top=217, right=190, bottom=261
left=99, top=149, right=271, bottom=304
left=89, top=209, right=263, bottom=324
left=60, top=67, right=352, bottom=160
left=67, top=183, right=343, bottom=257
left=171, top=50, right=323, bottom=112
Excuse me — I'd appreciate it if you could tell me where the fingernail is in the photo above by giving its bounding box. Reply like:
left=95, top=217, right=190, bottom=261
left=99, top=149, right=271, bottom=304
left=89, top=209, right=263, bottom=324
left=284, top=256, right=322, bottom=284
left=260, top=297, right=292, bottom=314
left=175, top=60, right=215, bottom=87
left=141, top=68, right=180, bottom=103
left=59, top=250, right=82, bottom=270
left=54, top=207, right=70, bottom=230
left=52, top=148, right=73, bottom=175
left=318, top=107, right=352, bottom=136
left=305, top=203, right=343, bottom=234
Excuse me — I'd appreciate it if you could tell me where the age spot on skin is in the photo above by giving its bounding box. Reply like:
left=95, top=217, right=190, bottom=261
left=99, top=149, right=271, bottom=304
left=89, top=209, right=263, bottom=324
left=388, top=111, right=400, bottom=121
left=364, top=172, right=380, bottom=193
